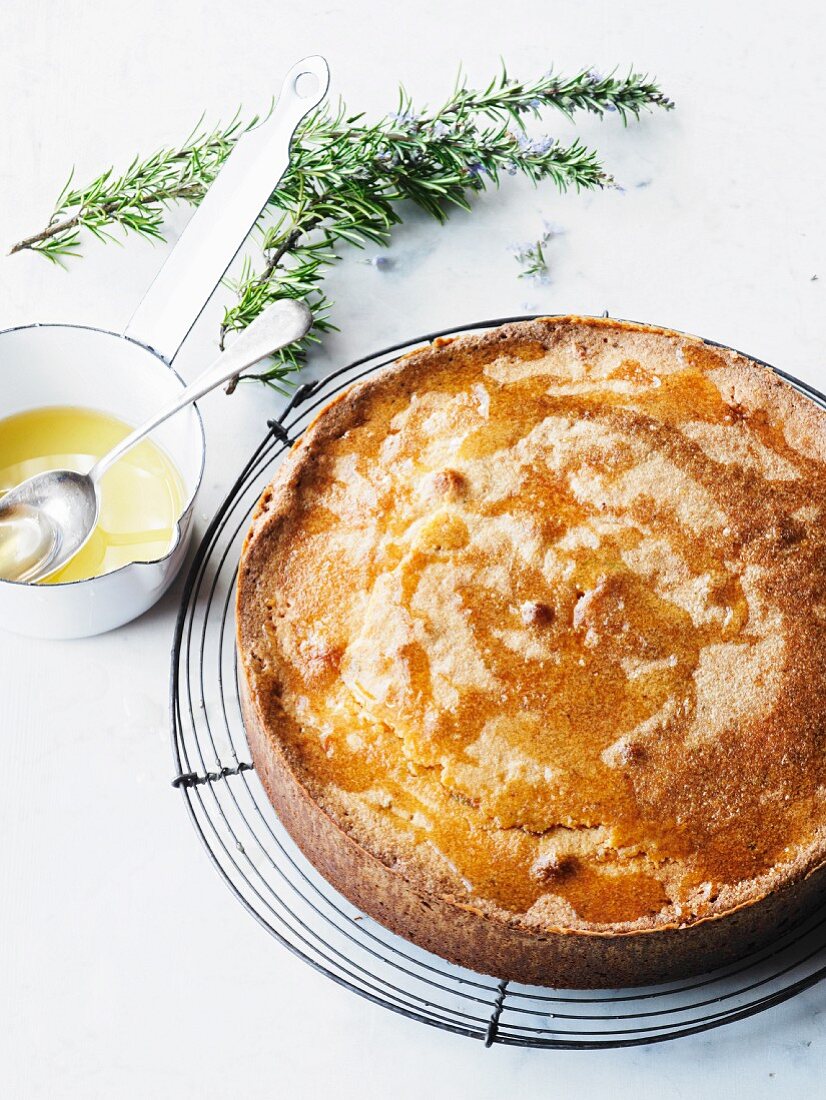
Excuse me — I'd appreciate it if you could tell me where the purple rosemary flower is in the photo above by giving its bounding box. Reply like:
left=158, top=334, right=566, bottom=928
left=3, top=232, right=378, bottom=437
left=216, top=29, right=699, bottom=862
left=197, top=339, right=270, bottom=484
left=388, top=109, right=420, bottom=128
left=375, top=147, right=402, bottom=168
left=516, top=133, right=555, bottom=156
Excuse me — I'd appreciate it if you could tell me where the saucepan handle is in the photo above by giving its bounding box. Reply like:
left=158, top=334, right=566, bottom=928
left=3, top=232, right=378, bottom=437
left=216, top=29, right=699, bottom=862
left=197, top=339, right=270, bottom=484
left=123, top=55, right=329, bottom=363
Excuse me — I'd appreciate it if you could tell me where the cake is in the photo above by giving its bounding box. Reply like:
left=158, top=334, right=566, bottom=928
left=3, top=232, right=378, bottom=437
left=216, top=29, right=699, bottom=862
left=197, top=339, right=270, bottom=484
left=236, top=316, right=826, bottom=987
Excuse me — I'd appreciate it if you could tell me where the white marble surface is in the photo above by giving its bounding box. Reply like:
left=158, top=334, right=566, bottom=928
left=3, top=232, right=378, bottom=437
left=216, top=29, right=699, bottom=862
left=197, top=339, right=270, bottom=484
left=2, top=1, right=826, bottom=1095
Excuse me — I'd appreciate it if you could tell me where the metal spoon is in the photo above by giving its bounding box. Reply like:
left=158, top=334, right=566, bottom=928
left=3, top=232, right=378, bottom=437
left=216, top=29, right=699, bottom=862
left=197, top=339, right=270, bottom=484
left=0, top=298, right=312, bottom=584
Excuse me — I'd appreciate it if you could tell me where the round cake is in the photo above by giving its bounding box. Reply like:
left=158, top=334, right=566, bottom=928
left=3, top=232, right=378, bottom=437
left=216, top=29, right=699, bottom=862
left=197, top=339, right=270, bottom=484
left=237, top=316, right=826, bottom=987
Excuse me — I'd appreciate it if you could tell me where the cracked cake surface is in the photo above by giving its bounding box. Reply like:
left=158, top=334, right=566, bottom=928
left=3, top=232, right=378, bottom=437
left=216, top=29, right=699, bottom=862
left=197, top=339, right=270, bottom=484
left=237, top=316, right=826, bottom=979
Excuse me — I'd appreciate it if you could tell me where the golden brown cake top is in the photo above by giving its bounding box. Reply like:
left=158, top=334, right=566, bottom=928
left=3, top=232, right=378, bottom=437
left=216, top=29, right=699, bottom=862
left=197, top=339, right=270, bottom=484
left=238, top=317, right=826, bottom=934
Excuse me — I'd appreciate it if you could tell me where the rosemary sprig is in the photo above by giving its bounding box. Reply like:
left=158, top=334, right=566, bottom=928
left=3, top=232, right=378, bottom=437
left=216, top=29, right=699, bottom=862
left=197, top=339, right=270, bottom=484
left=9, top=110, right=268, bottom=265
left=511, top=223, right=562, bottom=283
left=10, top=65, right=673, bottom=387
left=513, top=237, right=551, bottom=283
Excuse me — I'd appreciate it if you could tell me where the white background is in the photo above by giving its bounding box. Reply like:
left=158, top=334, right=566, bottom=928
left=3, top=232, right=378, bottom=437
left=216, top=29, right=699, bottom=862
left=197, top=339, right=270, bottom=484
left=1, top=1, right=825, bottom=1096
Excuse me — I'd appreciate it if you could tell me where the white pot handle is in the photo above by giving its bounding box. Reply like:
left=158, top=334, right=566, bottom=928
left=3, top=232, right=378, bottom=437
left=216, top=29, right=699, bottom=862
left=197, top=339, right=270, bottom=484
left=123, top=55, right=329, bottom=363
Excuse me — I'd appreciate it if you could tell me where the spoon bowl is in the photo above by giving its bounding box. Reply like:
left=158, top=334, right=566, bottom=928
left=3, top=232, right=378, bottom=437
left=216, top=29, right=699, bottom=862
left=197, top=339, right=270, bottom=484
left=0, top=470, right=99, bottom=582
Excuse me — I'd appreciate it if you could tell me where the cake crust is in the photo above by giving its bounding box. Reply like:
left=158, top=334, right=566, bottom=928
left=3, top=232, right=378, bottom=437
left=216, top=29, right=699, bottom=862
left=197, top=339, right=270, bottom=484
left=237, top=317, right=826, bottom=986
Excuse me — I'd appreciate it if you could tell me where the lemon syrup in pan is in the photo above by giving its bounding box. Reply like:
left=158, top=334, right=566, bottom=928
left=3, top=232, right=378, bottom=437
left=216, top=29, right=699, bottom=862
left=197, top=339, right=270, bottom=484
left=0, top=406, right=184, bottom=583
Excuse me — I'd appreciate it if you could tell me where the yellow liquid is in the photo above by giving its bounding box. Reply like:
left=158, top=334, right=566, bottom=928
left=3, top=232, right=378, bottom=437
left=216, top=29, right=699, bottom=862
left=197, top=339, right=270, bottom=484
left=0, top=406, right=185, bottom=584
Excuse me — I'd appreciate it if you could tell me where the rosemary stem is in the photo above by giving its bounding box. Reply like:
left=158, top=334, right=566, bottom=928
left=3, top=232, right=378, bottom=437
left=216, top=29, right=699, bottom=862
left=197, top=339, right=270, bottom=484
left=8, top=215, right=81, bottom=255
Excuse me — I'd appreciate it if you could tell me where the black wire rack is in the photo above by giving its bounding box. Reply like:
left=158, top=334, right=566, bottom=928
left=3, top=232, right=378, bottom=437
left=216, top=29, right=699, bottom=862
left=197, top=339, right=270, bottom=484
left=170, top=315, right=826, bottom=1048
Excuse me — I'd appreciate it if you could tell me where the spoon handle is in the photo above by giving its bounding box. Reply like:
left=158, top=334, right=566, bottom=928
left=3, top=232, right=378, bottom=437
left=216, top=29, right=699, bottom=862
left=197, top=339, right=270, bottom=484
left=123, top=56, right=329, bottom=363
left=89, top=299, right=311, bottom=483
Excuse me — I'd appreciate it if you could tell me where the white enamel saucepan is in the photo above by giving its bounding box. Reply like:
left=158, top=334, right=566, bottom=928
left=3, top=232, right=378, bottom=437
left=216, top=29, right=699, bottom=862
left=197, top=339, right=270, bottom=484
left=0, top=56, right=329, bottom=639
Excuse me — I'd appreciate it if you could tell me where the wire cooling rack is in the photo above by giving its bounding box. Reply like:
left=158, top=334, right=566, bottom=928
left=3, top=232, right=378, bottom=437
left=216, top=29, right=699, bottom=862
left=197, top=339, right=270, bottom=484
left=170, top=316, right=826, bottom=1048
